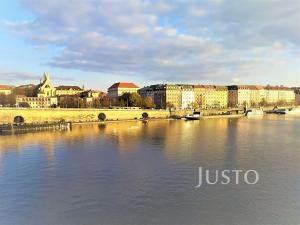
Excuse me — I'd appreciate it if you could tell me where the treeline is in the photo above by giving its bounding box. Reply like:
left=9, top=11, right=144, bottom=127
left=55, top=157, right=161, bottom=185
left=58, top=93, right=155, bottom=109
left=0, top=94, right=16, bottom=107
left=0, top=85, right=36, bottom=107
left=117, top=93, right=155, bottom=108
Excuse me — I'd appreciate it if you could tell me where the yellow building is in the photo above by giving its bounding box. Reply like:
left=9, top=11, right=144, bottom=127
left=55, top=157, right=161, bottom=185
left=296, top=93, right=300, bottom=105
left=229, top=85, right=295, bottom=107
left=181, top=85, right=195, bottom=109
left=228, top=85, right=253, bottom=107
left=108, top=82, right=139, bottom=98
left=165, top=84, right=182, bottom=109
left=34, top=73, right=56, bottom=97
left=265, top=86, right=295, bottom=104
left=0, top=85, right=13, bottom=95
left=149, top=84, right=183, bottom=109
left=16, top=96, right=58, bottom=108
left=55, top=86, right=83, bottom=96
left=194, top=85, right=228, bottom=109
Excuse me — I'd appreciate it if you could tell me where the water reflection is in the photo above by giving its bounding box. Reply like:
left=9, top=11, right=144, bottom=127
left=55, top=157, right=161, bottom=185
left=0, top=116, right=300, bottom=225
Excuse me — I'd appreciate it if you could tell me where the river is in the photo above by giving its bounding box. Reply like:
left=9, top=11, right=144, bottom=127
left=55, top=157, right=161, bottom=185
left=0, top=115, right=300, bottom=225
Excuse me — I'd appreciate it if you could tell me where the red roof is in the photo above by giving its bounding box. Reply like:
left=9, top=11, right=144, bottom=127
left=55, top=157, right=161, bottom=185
left=108, top=82, right=139, bottom=89
left=0, top=85, right=13, bottom=90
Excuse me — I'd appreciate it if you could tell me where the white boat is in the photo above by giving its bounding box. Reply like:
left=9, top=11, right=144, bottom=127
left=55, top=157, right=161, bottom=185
left=245, top=108, right=264, bottom=117
left=185, top=112, right=201, bottom=120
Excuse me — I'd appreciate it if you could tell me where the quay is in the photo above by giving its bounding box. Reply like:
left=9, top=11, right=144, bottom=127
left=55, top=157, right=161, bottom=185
left=0, top=108, right=174, bottom=124
left=0, top=122, right=72, bottom=134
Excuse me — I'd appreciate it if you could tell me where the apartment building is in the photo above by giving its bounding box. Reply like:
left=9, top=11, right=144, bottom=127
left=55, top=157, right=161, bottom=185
left=0, top=85, right=13, bottom=95
left=108, top=82, right=139, bottom=98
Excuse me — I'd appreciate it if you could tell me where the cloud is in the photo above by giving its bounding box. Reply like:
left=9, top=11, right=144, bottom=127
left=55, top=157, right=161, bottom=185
left=187, top=7, right=208, bottom=17
left=0, top=72, right=41, bottom=82
left=5, top=0, right=300, bottom=84
left=0, top=71, right=74, bottom=83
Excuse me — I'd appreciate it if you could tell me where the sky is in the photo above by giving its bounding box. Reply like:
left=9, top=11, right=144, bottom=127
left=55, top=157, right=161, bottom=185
left=0, top=0, right=299, bottom=90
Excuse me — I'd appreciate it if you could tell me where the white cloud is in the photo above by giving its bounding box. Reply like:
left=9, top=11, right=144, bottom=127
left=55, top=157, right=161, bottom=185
left=5, top=0, right=300, bottom=84
left=188, top=7, right=208, bottom=17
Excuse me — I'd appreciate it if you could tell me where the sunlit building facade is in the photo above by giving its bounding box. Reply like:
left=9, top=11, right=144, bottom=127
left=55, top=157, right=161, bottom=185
left=194, top=85, right=228, bottom=109
left=0, top=85, right=13, bottom=95
left=108, top=82, right=139, bottom=98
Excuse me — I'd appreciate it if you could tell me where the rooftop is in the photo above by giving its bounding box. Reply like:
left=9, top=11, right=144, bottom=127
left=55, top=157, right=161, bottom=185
left=108, top=82, right=139, bottom=89
left=56, top=86, right=83, bottom=91
left=0, top=85, right=14, bottom=90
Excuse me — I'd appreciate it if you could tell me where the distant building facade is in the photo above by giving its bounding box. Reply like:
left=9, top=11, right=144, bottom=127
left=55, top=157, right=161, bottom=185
left=181, top=85, right=195, bottom=109
left=265, top=86, right=295, bottom=104
left=16, top=96, right=57, bottom=108
left=81, top=90, right=105, bottom=99
left=140, top=84, right=183, bottom=109
left=108, top=82, right=139, bottom=98
left=228, top=85, right=295, bottom=107
left=0, top=85, right=13, bottom=95
left=139, top=84, right=228, bottom=109
left=55, top=86, right=83, bottom=96
left=194, top=85, right=228, bottom=109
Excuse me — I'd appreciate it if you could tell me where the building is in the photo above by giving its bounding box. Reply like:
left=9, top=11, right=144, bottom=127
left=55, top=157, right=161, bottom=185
left=108, top=82, right=139, bottom=98
left=81, top=90, right=105, bottom=99
left=194, top=85, right=228, bottom=109
left=138, top=86, right=154, bottom=100
left=228, top=85, right=253, bottom=107
left=55, top=86, right=84, bottom=96
left=265, top=86, right=295, bottom=105
left=16, top=96, right=57, bottom=108
left=181, top=85, right=195, bottom=109
left=139, top=84, right=229, bottom=109
left=0, top=85, right=13, bottom=95
left=139, top=84, right=195, bottom=109
left=229, top=85, right=295, bottom=107
left=294, top=88, right=300, bottom=105
left=34, top=73, right=56, bottom=97
left=296, top=93, right=300, bottom=105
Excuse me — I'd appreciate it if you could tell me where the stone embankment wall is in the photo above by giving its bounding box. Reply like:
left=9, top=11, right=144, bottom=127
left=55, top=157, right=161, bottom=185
left=0, top=108, right=175, bottom=124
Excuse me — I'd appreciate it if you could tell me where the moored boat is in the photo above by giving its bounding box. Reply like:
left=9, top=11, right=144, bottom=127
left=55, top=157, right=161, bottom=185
left=245, top=108, right=264, bottom=117
left=185, top=112, right=201, bottom=120
left=287, top=108, right=300, bottom=115
left=274, top=108, right=288, bottom=114
left=275, top=108, right=300, bottom=115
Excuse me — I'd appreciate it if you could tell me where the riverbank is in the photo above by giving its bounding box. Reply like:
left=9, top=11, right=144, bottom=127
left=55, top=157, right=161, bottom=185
left=1, top=106, right=298, bottom=125
left=0, top=122, right=71, bottom=135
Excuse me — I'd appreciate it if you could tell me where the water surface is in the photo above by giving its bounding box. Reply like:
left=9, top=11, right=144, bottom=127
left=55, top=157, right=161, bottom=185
left=0, top=115, right=300, bottom=225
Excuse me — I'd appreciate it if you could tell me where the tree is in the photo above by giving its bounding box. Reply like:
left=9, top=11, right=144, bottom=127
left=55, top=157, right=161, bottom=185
left=0, top=94, right=16, bottom=107
left=166, top=102, right=174, bottom=109
left=191, top=102, right=198, bottom=110
left=142, top=96, right=155, bottom=109
left=166, top=102, right=174, bottom=116
left=129, top=93, right=142, bottom=107
left=19, top=102, right=30, bottom=108
left=259, top=98, right=267, bottom=107
left=120, top=93, right=142, bottom=107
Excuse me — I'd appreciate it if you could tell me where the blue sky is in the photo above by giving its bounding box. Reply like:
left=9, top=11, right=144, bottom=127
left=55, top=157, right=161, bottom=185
left=0, top=0, right=299, bottom=90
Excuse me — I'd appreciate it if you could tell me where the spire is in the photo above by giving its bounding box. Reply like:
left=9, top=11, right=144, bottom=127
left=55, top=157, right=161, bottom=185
left=42, top=72, right=50, bottom=82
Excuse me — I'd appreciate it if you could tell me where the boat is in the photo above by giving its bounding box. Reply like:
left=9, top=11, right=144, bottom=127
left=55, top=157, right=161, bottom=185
left=185, top=112, right=201, bottom=120
left=287, top=108, right=300, bottom=115
left=274, top=108, right=300, bottom=115
left=245, top=108, right=264, bottom=117
left=274, top=108, right=288, bottom=114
